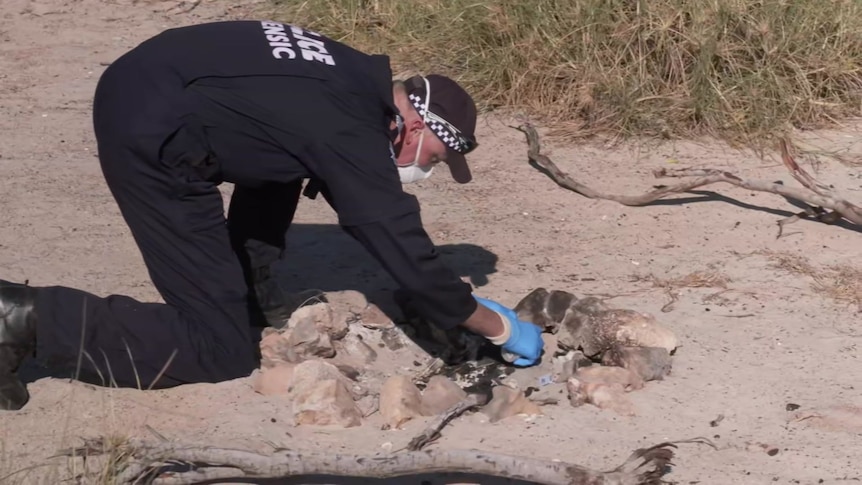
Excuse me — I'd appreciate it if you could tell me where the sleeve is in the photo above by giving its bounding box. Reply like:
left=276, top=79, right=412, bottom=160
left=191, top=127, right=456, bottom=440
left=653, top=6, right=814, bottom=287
left=307, top=122, right=477, bottom=329
left=340, top=209, right=478, bottom=330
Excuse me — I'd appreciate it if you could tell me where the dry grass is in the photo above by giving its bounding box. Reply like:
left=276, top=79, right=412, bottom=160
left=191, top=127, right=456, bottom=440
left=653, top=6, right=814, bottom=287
left=0, top=408, right=133, bottom=485
left=759, top=250, right=862, bottom=309
left=0, top=305, right=172, bottom=484
left=630, top=268, right=732, bottom=311
left=632, top=269, right=732, bottom=290
left=262, top=0, right=862, bottom=148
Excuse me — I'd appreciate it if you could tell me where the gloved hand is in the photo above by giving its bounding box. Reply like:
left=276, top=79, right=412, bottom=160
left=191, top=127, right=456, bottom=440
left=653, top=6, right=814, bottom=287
left=474, top=295, right=544, bottom=367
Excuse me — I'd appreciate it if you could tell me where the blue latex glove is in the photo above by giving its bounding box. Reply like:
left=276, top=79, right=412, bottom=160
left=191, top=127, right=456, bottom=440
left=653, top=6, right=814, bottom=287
left=474, top=295, right=544, bottom=367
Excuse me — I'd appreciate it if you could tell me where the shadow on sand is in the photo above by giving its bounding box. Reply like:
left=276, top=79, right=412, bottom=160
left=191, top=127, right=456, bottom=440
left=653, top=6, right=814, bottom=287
left=271, top=223, right=500, bottom=314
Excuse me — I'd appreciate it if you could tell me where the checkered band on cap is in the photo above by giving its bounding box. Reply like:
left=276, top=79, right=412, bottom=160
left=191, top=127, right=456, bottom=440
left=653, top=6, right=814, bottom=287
left=408, top=93, right=470, bottom=153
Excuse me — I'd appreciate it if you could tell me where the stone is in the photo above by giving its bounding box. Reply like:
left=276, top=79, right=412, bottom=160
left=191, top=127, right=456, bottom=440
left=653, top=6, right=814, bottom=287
left=420, top=375, right=467, bottom=415
left=291, top=379, right=362, bottom=428
left=335, top=333, right=378, bottom=365
left=284, top=315, right=336, bottom=361
left=582, top=309, right=678, bottom=357
left=554, top=350, right=594, bottom=383
left=379, top=375, right=423, bottom=429
left=359, top=303, right=394, bottom=329
left=287, top=360, right=356, bottom=397
left=281, top=360, right=364, bottom=428
left=573, top=365, right=645, bottom=392
left=380, top=326, right=406, bottom=351
left=601, top=345, right=672, bottom=381
left=482, top=386, right=543, bottom=423
left=287, top=302, right=349, bottom=342
left=259, top=331, right=290, bottom=366
left=553, top=297, right=678, bottom=358
left=567, top=377, right=636, bottom=417
left=252, top=363, right=296, bottom=396
left=555, top=297, right=612, bottom=352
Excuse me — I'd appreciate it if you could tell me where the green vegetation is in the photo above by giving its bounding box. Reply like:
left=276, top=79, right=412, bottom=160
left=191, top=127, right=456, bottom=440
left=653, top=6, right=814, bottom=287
left=264, top=0, right=862, bottom=146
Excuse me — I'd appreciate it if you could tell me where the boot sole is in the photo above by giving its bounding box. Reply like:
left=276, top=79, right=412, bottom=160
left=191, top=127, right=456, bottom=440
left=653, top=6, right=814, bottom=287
left=0, top=374, right=29, bottom=411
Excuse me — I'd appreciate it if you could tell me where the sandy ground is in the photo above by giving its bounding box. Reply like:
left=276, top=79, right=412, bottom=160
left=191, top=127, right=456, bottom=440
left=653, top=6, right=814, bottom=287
left=1, top=0, right=861, bottom=483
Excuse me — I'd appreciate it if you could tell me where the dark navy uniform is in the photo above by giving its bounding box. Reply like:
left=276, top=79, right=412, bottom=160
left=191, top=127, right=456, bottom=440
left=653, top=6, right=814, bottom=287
left=30, top=20, right=477, bottom=388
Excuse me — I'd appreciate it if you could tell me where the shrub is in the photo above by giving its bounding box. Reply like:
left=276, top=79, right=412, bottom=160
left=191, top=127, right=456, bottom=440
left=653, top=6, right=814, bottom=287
left=264, top=0, right=862, bottom=146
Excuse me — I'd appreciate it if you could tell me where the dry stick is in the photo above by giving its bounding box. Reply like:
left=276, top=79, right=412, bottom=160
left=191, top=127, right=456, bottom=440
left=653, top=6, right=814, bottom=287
left=167, top=0, right=201, bottom=14
left=62, top=437, right=693, bottom=485
left=406, top=393, right=488, bottom=451
left=413, top=356, right=446, bottom=385
left=513, top=124, right=862, bottom=230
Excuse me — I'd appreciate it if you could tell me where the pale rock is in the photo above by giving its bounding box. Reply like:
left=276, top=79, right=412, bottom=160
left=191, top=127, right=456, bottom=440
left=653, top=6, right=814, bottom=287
left=326, top=310, right=352, bottom=341
left=284, top=360, right=364, bottom=428
left=359, top=303, right=394, bottom=329
left=582, top=309, right=678, bottom=356
left=601, top=345, right=672, bottom=381
left=482, top=386, right=543, bottom=423
left=554, top=350, right=594, bottom=383
left=420, top=375, right=467, bottom=415
left=287, top=360, right=357, bottom=398
left=259, top=307, right=339, bottom=365
left=252, top=363, right=296, bottom=396
left=574, top=365, right=645, bottom=392
left=380, top=326, right=406, bottom=351
left=287, top=302, right=349, bottom=342
left=567, top=377, right=636, bottom=417
left=335, top=333, right=378, bottom=365
left=259, top=331, right=290, bottom=366
left=553, top=297, right=678, bottom=357
left=284, top=315, right=336, bottom=361
left=334, top=364, right=361, bottom=381
left=379, top=375, right=423, bottom=429
left=291, top=379, right=362, bottom=428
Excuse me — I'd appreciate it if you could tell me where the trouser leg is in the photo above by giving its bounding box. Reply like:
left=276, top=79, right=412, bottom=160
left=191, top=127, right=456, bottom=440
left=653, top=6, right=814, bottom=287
left=226, top=182, right=302, bottom=288
left=226, top=182, right=327, bottom=328
left=33, top=131, right=257, bottom=389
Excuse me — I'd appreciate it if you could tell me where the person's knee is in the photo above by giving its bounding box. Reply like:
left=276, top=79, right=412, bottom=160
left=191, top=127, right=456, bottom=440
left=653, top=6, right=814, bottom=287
left=206, top=344, right=258, bottom=382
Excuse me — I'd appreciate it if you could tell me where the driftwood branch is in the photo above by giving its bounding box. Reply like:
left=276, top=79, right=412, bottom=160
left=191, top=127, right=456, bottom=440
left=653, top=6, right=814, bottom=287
left=407, top=392, right=488, bottom=451
left=55, top=437, right=714, bottom=485
left=513, top=124, right=862, bottom=231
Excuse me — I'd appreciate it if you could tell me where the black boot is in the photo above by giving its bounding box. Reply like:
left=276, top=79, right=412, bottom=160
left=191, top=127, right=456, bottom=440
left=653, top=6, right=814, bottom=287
left=250, top=267, right=327, bottom=329
left=0, top=279, right=38, bottom=411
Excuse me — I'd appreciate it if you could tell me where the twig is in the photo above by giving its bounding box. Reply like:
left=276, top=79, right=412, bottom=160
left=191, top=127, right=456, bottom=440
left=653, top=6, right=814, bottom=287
left=412, top=357, right=445, bottom=386
left=530, top=397, right=560, bottom=406
left=406, top=393, right=488, bottom=451
left=166, top=0, right=202, bottom=14
left=56, top=436, right=697, bottom=485
left=512, top=124, right=862, bottom=230
left=660, top=288, right=679, bottom=313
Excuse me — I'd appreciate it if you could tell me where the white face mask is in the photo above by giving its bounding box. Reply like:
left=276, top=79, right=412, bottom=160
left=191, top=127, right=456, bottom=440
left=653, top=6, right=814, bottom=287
left=398, top=163, right=434, bottom=184
left=394, top=122, right=436, bottom=184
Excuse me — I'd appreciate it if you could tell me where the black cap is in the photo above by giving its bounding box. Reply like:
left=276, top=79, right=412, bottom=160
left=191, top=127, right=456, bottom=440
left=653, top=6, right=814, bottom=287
left=404, top=74, right=479, bottom=183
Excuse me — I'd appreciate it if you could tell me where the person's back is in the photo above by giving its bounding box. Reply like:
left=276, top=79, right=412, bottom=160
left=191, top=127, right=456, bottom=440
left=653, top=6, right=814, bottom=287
left=108, top=20, right=393, bottom=96
left=98, top=19, right=408, bottom=220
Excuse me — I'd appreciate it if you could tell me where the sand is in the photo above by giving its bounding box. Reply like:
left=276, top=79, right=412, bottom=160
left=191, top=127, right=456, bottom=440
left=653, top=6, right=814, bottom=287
left=1, top=0, right=861, bottom=483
